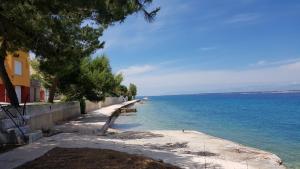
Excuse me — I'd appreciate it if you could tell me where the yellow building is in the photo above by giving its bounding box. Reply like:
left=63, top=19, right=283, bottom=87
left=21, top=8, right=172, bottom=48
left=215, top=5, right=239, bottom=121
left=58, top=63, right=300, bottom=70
left=0, top=51, right=30, bottom=103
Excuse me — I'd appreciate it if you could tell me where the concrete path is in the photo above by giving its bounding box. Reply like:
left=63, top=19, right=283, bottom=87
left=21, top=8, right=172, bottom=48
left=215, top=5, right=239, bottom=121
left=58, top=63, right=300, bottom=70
left=96, top=100, right=138, bottom=116
left=53, top=100, right=138, bottom=135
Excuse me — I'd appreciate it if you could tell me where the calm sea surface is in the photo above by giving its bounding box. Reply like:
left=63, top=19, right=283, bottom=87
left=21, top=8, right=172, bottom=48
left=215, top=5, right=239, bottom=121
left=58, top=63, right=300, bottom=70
left=114, top=93, right=300, bottom=169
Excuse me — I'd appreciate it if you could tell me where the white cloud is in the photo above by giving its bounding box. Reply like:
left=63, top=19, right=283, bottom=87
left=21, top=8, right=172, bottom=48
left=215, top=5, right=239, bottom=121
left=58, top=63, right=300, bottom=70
left=225, top=13, right=260, bottom=24
left=199, top=47, right=216, bottom=51
left=256, top=60, right=266, bottom=66
left=118, top=65, right=156, bottom=76
left=250, top=58, right=300, bottom=67
left=122, top=61, right=300, bottom=96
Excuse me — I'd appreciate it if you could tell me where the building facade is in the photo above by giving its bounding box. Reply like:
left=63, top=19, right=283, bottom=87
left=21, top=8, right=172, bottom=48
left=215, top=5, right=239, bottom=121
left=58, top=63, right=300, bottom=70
left=0, top=51, right=30, bottom=103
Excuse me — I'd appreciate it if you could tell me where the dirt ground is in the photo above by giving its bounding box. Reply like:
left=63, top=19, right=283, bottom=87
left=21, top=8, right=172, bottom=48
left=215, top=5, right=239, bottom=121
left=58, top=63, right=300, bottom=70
left=16, top=147, right=181, bottom=169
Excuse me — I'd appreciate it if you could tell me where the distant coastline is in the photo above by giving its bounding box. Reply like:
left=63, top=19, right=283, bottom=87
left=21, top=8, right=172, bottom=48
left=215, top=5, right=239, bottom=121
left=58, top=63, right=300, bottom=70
left=139, top=89, right=300, bottom=97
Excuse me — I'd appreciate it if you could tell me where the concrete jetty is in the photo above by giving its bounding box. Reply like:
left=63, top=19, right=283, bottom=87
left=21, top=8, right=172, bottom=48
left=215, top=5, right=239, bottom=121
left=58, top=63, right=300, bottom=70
left=95, top=100, right=139, bottom=117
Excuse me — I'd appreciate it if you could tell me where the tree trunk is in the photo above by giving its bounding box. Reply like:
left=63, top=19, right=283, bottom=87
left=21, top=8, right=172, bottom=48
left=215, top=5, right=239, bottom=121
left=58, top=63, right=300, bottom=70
left=48, top=78, right=58, bottom=103
left=0, top=40, right=20, bottom=107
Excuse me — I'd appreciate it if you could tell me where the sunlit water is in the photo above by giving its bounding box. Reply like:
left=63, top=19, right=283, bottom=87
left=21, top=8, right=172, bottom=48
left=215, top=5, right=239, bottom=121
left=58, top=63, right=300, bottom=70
left=114, top=93, right=300, bottom=169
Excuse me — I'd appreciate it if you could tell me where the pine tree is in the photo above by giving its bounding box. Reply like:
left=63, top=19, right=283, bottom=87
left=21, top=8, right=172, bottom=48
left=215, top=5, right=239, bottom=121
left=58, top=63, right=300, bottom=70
left=0, top=0, right=159, bottom=106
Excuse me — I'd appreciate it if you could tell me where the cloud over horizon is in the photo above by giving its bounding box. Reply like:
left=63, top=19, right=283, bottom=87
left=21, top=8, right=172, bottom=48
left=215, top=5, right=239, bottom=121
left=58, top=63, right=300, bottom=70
left=120, top=59, right=300, bottom=96
left=98, top=0, right=300, bottom=96
left=225, top=13, right=260, bottom=24
left=117, top=65, right=156, bottom=76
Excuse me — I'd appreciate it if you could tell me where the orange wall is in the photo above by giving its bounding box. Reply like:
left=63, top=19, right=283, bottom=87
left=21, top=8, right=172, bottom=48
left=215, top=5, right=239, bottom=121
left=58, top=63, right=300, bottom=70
left=0, top=51, right=30, bottom=87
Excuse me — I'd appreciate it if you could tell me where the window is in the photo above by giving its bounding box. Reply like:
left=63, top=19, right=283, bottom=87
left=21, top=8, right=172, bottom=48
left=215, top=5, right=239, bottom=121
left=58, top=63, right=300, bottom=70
left=14, top=60, right=22, bottom=75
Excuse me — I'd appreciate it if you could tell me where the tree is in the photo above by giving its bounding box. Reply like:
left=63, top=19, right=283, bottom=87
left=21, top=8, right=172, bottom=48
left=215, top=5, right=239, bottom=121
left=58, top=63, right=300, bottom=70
left=59, top=55, right=116, bottom=102
left=0, top=0, right=159, bottom=106
left=30, top=59, right=48, bottom=87
left=128, top=83, right=137, bottom=99
left=112, top=73, right=124, bottom=96
left=34, top=25, right=103, bottom=103
left=118, top=85, right=129, bottom=97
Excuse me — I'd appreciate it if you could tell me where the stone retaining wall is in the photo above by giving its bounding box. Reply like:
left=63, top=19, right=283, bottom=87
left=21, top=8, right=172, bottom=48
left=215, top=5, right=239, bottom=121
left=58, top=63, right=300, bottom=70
left=85, top=96, right=126, bottom=113
left=100, top=97, right=125, bottom=107
left=0, top=97, right=126, bottom=132
left=85, top=101, right=99, bottom=113
left=26, top=101, right=80, bottom=130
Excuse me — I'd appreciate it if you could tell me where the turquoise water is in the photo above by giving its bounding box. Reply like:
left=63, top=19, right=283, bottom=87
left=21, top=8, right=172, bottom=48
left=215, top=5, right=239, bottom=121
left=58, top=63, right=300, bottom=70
left=114, top=93, right=300, bottom=169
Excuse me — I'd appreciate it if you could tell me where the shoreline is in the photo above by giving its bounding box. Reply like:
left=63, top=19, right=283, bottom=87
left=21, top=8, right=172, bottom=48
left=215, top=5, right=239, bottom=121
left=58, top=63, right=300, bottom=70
left=0, top=130, right=286, bottom=169
left=0, top=100, right=287, bottom=169
left=107, top=128, right=286, bottom=169
left=110, top=102, right=287, bottom=169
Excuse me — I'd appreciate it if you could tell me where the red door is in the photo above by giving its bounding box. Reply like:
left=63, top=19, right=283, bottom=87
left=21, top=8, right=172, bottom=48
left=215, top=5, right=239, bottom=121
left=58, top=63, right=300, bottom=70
left=40, top=90, right=45, bottom=102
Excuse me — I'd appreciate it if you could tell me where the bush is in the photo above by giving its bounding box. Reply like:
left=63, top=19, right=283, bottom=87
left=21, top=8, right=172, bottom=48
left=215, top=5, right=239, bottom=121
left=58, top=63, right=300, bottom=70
left=80, top=99, right=86, bottom=114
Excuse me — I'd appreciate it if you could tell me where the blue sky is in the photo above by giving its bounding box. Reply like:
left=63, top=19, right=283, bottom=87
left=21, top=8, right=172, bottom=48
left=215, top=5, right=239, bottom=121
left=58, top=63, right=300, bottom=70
left=96, top=0, right=300, bottom=96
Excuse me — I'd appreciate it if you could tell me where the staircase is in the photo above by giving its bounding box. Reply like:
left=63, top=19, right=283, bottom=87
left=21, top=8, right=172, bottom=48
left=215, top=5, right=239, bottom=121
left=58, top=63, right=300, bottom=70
left=0, top=105, right=43, bottom=144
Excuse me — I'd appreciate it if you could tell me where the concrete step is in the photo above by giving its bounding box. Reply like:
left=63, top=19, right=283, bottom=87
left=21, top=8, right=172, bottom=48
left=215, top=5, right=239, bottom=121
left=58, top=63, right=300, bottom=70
left=26, top=130, right=43, bottom=143
left=1, top=127, right=42, bottom=144
left=0, top=116, right=30, bottom=131
left=7, top=125, right=31, bottom=135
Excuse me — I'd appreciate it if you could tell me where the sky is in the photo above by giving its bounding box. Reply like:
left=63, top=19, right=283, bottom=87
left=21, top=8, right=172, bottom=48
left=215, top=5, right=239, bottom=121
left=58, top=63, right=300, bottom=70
left=95, top=0, right=300, bottom=96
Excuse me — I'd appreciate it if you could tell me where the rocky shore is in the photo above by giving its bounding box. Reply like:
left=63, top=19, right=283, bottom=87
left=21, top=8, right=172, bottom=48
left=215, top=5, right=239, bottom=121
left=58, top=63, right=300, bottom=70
left=106, top=129, right=286, bottom=169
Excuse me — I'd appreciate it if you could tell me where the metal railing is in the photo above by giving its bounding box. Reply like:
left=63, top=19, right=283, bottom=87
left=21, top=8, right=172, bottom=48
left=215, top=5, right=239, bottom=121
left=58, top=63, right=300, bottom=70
left=0, top=95, right=29, bottom=142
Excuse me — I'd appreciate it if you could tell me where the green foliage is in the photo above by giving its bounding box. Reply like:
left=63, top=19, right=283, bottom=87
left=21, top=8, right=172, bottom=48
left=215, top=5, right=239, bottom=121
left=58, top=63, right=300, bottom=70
left=30, top=59, right=51, bottom=88
left=114, top=74, right=124, bottom=89
left=128, top=83, right=137, bottom=99
left=80, top=98, right=86, bottom=114
left=30, top=59, right=41, bottom=81
left=112, top=74, right=125, bottom=96
left=30, top=14, right=104, bottom=103
left=128, top=95, right=133, bottom=101
left=0, top=0, right=159, bottom=106
left=59, top=55, right=116, bottom=102
left=0, top=0, right=159, bottom=56
left=118, top=85, right=129, bottom=97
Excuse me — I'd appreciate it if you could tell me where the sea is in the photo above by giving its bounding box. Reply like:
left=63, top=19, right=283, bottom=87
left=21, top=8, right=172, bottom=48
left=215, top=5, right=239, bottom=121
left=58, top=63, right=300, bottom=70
left=113, top=92, right=300, bottom=169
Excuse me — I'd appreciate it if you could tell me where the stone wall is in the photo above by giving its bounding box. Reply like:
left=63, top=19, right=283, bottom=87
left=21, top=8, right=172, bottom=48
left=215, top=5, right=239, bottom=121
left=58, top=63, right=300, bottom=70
left=100, top=97, right=125, bottom=107
left=85, top=96, right=127, bottom=113
left=25, top=101, right=80, bottom=130
left=0, top=97, right=125, bottom=132
left=85, top=101, right=100, bottom=113
left=28, top=96, right=126, bottom=130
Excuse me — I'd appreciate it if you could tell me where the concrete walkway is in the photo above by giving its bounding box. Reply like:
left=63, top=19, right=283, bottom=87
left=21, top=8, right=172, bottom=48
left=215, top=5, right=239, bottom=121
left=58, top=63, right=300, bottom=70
left=53, top=100, right=138, bottom=135
left=97, top=100, right=138, bottom=116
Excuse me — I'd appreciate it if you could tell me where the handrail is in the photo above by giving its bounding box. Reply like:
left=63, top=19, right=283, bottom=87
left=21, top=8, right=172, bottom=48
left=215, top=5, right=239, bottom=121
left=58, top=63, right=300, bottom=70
left=0, top=104, right=26, bottom=141
left=0, top=96, right=30, bottom=143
